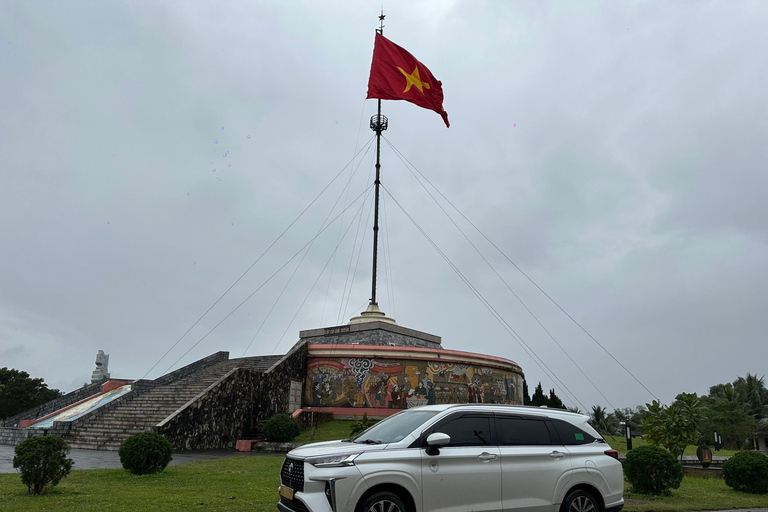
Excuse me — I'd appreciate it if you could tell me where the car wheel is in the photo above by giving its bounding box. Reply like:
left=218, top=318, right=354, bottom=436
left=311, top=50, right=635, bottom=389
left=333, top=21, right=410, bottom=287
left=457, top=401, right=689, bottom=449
left=562, top=490, right=600, bottom=512
left=359, top=492, right=408, bottom=512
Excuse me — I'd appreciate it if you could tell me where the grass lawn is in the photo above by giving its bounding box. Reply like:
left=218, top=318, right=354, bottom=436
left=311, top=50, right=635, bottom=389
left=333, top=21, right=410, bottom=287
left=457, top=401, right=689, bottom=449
left=2, top=456, right=766, bottom=512
left=294, top=420, right=354, bottom=444
left=0, top=456, right=283, bottom=512
left=624, top=476, right=768, bottom=511
left=605, top=436, right=738, bottom=457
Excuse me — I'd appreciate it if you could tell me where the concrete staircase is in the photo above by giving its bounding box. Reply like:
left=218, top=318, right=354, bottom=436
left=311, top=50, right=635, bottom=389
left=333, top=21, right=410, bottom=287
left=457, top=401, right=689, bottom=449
left=63, top=355, right=282, bottom=450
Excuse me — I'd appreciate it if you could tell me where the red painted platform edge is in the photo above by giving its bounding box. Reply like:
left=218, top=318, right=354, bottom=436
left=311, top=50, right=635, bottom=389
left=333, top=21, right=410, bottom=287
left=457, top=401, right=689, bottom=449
left=307, top=343, right=521, bottom=370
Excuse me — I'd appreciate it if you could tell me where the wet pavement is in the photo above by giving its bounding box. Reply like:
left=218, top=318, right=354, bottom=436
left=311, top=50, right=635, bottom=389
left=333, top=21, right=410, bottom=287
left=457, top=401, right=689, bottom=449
left=0, top=444, right=281, bottom=474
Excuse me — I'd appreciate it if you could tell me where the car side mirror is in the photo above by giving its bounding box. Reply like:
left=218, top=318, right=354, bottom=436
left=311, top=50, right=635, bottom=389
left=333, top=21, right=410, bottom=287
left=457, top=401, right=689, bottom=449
left=425, top=432, right=451, bottom=456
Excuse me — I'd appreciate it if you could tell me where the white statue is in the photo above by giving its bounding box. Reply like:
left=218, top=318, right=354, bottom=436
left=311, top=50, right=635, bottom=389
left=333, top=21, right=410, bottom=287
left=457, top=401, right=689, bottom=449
left=91, top=350, right=110, bottom=383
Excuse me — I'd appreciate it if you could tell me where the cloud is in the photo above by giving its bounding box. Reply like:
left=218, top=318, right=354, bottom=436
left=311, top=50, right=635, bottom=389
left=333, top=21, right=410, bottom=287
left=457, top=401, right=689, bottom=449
left=1, top=1, right=766, bottom=408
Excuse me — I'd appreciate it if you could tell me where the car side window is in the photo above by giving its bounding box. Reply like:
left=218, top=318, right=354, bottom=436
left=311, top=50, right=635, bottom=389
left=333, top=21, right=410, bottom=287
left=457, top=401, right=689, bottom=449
left=551, top=419, right=597, bottom=445
left=497, top=417, right=551, bottom=445
left=431, top=416, right=493, bottom=447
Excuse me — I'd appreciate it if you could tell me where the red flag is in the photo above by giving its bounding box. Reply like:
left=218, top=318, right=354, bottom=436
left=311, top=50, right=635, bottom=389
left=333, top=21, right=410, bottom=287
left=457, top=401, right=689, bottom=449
left=367, top=32, right=449, bottom=127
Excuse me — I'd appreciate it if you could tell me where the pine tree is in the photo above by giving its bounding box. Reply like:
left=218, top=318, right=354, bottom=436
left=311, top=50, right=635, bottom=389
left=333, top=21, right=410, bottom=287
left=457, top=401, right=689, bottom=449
left=531, top=382, right=548, bottom=407
left=523, top=379, right=531, bottom=405
left=548, top=389, right=566, bottom=409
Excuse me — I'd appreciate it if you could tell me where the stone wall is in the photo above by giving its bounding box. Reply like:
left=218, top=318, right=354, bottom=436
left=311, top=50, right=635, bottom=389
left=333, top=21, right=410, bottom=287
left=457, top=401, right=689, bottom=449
left=251, top=341, right=309, bottom=424
left=152, top=343, right=308, bottom=450
left=156, top=368, right=259, bottom=450
left=300, top=323, right=442, bottom=350
left=152, top=351, right=229, bottom=386
left=0, top=427, right=47, bottom=446
left=1, top=379, right=107, bottom=427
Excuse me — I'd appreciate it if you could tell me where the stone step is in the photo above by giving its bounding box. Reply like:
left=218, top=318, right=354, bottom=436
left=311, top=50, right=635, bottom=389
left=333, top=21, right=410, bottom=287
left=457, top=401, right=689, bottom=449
left=83, top=420, right=166, bottom=428
left=67, top=441, right=121, bottom=451
left=57, top=356, right=280, bottom=451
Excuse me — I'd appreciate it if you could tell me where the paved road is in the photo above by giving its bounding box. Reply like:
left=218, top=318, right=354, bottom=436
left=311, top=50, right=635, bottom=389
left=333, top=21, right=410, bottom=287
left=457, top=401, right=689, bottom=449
left=0, top=444, right=281, bottom=474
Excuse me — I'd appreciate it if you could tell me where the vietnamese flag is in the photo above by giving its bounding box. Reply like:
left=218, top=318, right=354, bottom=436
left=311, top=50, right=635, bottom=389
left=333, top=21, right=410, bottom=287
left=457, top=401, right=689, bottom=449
left=367, top=32, right=449, bottom=127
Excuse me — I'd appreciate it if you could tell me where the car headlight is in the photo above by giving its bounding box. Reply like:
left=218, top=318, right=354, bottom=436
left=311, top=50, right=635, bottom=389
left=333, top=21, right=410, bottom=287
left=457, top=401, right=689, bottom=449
left=307, top=453, right=360, bottom=467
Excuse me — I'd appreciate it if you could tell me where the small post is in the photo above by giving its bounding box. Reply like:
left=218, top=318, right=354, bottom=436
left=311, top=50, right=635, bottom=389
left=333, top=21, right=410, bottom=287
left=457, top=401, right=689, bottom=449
left=625, top=424, right=633, bottom=451
left=713, top=430, right=720, bottom=451
left=310, top=408, right=316, bottom=442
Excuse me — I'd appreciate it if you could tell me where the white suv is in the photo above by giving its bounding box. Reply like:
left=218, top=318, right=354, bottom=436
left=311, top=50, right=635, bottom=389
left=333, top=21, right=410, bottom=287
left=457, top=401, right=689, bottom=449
left=278, top=404, right=623, bottom=512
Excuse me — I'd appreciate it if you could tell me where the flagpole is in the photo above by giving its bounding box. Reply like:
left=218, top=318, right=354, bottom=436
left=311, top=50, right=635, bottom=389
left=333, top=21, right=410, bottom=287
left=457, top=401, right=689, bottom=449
left=370, top=11, right=386, bottom=307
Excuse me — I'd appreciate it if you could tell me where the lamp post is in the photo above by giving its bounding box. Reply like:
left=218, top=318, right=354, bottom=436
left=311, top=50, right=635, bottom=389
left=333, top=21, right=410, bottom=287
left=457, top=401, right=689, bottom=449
left=624, top=423, right=633, bottom=450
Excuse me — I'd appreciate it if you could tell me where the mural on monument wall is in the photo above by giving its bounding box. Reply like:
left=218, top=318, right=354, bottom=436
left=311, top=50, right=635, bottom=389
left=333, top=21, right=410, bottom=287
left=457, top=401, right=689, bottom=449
left=30, top=384, right=132, bottom=428
left=305, top=357, right=523, bottom=408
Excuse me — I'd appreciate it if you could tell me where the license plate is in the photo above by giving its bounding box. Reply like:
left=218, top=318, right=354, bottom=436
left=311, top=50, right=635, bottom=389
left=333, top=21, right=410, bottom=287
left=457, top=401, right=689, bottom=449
left=280, top=485, right=294, bottom=500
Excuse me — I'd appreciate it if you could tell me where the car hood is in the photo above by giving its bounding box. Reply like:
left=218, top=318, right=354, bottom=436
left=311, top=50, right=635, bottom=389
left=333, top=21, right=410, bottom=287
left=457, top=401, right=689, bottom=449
left=287, top=440, right=389, bottom=460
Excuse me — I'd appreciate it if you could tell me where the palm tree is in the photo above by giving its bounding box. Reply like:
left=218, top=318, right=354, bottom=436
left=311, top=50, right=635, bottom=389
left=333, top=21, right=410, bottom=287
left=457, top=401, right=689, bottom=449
left=590, top=405, right=618, bottom=436
left=733, top=373, right=768, bottom=419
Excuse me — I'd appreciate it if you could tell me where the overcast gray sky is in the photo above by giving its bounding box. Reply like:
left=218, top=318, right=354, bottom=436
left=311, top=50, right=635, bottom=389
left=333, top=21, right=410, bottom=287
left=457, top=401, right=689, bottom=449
left=2, top=1, right=767, bottom=411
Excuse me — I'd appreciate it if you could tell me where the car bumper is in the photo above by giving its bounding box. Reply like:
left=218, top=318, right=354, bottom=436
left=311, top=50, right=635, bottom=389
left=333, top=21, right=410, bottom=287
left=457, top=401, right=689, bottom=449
left=278, top=462, right=366, bottom=512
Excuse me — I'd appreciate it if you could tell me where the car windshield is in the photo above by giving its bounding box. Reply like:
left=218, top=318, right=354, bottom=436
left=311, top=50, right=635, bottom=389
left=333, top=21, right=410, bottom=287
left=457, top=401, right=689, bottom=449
left=354, top=410, right=439, bottom=444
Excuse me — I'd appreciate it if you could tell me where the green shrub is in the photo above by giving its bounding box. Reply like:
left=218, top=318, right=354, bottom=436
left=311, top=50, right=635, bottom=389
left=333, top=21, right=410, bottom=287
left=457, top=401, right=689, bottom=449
left=13, top=435, right=73, bottom=494
left=623, top=445, right=683, bottom=495
left=118, top=432, right=173, bottom=475
left=349, top=413, right=374, bottom=437
left=263, top=413, right=301, bottom=442
left=723, top=451, right=768, bottom=494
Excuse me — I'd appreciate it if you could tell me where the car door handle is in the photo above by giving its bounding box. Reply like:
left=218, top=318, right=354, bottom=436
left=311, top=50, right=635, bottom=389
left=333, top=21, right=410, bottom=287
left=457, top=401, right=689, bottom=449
left=478, top=452, right=498, bottom=462
left=549, top=451, right=566, bottom=459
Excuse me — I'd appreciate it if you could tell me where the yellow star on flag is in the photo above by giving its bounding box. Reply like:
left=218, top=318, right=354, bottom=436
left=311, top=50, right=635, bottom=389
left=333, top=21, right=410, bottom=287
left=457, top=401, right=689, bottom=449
left=397, top=65, right=431, bottom=94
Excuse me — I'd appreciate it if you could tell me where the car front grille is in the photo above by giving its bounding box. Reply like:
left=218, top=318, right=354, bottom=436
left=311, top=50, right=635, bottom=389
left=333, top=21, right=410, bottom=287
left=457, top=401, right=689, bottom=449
left=280, top=458, right=304, bottom=492
left=280, top=497, right=310, bottom=512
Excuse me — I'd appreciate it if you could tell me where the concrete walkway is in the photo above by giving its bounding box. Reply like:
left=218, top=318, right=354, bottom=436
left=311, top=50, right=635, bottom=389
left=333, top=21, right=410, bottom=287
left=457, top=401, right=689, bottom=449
left=0, top=444, right=281, bottom=474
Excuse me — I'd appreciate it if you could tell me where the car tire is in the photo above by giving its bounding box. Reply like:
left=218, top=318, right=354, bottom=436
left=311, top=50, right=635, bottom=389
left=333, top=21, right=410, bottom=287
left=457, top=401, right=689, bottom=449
left=561, top=489, right=601, bottom=512
left=358, top=491, right=408, bottom=512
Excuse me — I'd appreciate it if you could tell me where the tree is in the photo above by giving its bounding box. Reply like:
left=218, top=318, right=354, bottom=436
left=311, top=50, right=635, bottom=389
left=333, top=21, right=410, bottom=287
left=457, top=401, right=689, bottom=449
left=612, top=405, right=648, bottom=435
left=522, top=380, right=531, bottom=405
left=547, top=389, right=566, bottom=409
left=732, top=373, right=768, bottom=419
left=701, top=373, right=767, bottom=449
left=701, top=399, right=757, bottom=450
left=643, top=393, right=703, bottom=462
left=590, top=405, right=618, bottom=436
left=13, top=436, right=73, bottom=494
left=530, top=382, right=548, bottom=407
left=0, top=368, right=62, bottom=420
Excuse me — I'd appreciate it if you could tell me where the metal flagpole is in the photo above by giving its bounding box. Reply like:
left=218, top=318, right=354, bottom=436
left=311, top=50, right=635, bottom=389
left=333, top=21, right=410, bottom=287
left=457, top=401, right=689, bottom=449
left=370, top=11, right=387, bottom=306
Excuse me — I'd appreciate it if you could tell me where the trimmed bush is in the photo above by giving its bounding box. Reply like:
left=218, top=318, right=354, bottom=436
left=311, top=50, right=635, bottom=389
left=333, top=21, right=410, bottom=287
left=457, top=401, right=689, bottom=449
left=118, top=432, right=173, bottom=475
left=263, top=413, right=301, bottom=442
left=623, top=445, right=682, bottom=495
left=723, top=451, right=768, bottom=494
left=13, top=435, right=73, bottom=494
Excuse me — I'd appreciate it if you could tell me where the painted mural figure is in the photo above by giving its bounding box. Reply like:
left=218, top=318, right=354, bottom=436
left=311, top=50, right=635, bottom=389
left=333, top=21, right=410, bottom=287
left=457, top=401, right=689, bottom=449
left=426, top=382, right=436, bottom=405
left=305, top=357, right=522, bottom=409
left=390, top=385, right=400, bottom=408
left=320, top=382, right=335, bottom=405
left=398, top=385, right=408, bottom=408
